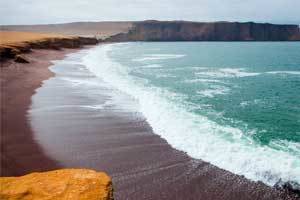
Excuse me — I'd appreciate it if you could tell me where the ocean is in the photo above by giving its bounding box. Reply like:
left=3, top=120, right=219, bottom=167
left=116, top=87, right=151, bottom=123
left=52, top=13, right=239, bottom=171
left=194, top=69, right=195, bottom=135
left=82, top=42, right=300, bottom=188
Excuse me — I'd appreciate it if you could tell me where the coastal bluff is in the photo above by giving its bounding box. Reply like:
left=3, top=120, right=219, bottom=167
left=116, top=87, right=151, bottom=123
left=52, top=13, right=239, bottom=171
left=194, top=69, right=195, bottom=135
left=107, top=20, right=300, bottom=41
left=0, top=169, right=114, bottom=200
left=0, top=31, right=98, bottom=62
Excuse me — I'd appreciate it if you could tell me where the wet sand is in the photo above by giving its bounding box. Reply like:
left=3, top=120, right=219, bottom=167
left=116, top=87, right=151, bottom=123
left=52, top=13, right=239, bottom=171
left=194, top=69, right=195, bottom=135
left=0, top=49, right=77, bottom=176
left=27, top=49, right=294, bottom=200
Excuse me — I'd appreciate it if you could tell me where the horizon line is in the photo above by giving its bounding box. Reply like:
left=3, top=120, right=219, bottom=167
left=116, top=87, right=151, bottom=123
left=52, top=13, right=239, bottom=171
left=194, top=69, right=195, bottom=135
left=1, top=20, right=299, bottom=27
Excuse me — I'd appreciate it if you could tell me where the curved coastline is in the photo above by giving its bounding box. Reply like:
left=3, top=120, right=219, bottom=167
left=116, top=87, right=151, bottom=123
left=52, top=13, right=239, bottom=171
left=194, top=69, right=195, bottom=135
left=82, top=43, right=300, bottom=189
left=28, top=44, right=298, bottom=199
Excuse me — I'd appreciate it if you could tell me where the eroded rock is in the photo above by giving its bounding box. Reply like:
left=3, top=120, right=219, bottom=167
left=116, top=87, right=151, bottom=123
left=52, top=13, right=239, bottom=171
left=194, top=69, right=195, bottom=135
left=0, top=169, right=113, bottom=200
left=14, top=55, right=29, bottom=63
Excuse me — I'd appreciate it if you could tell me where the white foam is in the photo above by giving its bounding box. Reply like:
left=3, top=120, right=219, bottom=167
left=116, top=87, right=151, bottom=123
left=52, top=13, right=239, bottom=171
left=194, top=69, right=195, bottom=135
left=30, top=104, right=105, bottom=112
left=197, top=86, right=230, bottom=98
left=269, top=140, right=300, bottom=155
left=133, top=54, right=185, bottom=62
left=155, top=74, right=177, bottom=78
left=266, top=71, right=300, bottom=75
left=140, top=64, right=163, bottom=68
left=184, top=78, right=223, bottom=83
left=240, top=99, right=264, bottom=107
left=191, top=67, right=209, bottom=70
left=196, top=68, right=261, bottom=78
left=61, top=77, right=100, bottom=87
left=82, top=43, right=300, bottom=187
left=82, top=105, right=107, bottom=110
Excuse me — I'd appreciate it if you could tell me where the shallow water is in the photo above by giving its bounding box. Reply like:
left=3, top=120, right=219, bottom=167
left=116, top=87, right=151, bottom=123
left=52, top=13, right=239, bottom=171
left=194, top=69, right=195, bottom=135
left=83, top=42, right=300, bottom=187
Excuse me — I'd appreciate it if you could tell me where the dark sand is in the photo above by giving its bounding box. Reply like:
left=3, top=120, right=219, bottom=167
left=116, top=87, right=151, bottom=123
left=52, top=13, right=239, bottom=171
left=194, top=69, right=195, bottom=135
left=1, top=47, right=296, bottom=200
left=0, top=49, right=77, bottom=176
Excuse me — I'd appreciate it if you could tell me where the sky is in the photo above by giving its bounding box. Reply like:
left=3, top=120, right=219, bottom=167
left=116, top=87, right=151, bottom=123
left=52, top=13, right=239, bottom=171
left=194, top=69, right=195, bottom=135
left=1, top=0, right=300, bottom=25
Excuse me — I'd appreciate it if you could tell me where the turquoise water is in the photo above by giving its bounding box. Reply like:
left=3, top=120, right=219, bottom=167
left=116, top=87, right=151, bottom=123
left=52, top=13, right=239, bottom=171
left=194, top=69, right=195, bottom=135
left=83, top=42, right=300, bottom=187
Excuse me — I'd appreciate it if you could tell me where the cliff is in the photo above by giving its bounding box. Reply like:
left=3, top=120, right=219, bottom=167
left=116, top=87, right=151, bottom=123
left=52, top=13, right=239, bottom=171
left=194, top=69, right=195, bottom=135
left=3, top=21, right=299, bottom=42
left=0, top=31, right=99, bottom=62
left=107, top=21, right=300, bottom=42
left=0, top=169, right=113, bottom=200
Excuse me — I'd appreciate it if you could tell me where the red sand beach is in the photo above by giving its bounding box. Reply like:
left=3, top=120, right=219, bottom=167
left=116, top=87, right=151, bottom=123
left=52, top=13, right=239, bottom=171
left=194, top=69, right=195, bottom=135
left=1, top=49, right=77, bottom=175
left=1, top=47, right=297, bottom=200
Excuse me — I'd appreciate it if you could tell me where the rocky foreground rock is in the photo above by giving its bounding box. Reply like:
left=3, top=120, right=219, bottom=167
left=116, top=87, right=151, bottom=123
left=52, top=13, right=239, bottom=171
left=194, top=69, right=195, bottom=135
left=0, top=169, right=113, bottom=200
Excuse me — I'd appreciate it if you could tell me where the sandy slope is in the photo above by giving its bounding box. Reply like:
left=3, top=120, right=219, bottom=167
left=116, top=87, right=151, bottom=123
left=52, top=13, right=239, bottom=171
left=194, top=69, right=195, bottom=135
left=0, top=31, right=70, bottom=46
left=1, top=22, right=133, bottom=39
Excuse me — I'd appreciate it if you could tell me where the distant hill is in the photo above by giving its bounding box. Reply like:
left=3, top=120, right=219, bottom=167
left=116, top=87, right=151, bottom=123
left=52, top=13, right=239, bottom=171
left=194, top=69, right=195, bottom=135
left=1, top=21, right=299, bottom=41
left=108, top=20, right=300, bottom=41
left=0, top=22, right=133, bottom=39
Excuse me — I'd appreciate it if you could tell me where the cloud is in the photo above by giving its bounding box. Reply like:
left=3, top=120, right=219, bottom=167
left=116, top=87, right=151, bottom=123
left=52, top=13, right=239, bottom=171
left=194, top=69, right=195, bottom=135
left=0, top=0, right=299, bottom=25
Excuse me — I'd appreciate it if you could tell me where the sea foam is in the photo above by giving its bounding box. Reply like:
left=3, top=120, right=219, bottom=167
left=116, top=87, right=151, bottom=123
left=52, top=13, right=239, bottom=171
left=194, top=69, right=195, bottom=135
left=197, top=86, right=230, bottom=98
left=266, top=71, right=300, bottom=75
left=133, top=54, right=186, bottom=62
left=196, top=68, right=261, bottom=78
left=83, top=44, right=300, bottom=188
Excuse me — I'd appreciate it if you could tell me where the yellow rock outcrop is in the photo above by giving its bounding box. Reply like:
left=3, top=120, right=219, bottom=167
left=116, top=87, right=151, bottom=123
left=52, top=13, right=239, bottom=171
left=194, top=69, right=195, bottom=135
left=0, top=169, right=113, bottom=200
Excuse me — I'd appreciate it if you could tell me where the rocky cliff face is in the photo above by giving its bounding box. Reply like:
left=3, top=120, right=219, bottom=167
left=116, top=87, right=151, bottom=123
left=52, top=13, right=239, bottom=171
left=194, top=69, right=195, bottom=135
left=0, top=169, right=113, bottom=200
left=107, top=21, right=300, bottom=41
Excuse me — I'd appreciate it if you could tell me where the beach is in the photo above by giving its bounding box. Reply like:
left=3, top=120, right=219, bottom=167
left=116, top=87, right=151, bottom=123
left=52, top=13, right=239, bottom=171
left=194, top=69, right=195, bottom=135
left=1, top=44, right=297, bottom=199
left=1, top=0, right=300, bottom=199
left=1, top=48, right=79, bottom=176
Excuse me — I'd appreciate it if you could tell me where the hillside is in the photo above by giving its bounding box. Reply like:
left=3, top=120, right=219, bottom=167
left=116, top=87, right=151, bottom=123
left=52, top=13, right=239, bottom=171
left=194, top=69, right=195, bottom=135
left=1, top=22, right=133, bottom=39
left=0, top=31, right=98, bottom=62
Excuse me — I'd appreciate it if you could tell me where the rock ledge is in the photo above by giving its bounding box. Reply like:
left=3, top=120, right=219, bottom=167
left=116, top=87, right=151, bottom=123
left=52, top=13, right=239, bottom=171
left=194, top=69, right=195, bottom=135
left=0, top=169, right=113, bottom=200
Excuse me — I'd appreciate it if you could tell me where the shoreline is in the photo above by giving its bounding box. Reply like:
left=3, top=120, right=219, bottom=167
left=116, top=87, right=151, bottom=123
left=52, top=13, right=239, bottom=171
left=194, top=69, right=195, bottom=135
left=1, top=44, right=298, bottom=199
left=1, top=48, right=79, bottom=176
left=29, top=45, right=297, bottom=199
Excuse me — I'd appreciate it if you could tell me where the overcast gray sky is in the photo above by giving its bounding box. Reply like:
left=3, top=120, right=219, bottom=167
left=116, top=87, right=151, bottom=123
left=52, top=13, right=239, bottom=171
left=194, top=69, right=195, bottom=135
left=1, top=0, right=299, bottom=25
